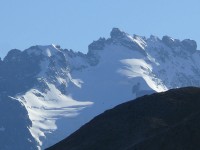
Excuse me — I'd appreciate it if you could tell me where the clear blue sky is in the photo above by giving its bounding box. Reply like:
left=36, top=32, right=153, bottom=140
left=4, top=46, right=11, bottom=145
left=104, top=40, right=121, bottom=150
left=0, top=0, right=199, bottom=57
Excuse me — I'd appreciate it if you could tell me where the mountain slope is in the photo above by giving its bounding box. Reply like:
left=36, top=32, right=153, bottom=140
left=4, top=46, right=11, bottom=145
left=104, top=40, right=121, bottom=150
left=1, top=28, right=200, bottom=149
left=47, top=87, right=200, bottom=150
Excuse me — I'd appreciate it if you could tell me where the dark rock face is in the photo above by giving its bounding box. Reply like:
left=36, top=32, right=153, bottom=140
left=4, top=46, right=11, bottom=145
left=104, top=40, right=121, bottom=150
left=87, top=38, right=106, bottom=66
left=88, top=38, right=106, bottom=51
left=162, top=36, right=197, bottom=53
left=0, top=49, right=41, bottom=94
left=0, top=95, right=38, bottom=150
left=47, top=87, right=200, bottom=150
left=0, top=49, right=42, bottom=149
left=110, top=28, right=127, bottom=39
left=162, top=36, right=181, bottom=48
left=181, top=39, right=197, bottom=52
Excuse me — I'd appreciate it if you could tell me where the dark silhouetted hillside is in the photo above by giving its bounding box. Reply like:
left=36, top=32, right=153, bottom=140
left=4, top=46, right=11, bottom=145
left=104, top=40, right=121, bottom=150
left=47, top=87, right=200, bottom=150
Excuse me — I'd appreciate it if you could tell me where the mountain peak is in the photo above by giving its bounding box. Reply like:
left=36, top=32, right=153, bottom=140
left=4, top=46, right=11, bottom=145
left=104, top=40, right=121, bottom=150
left=162, top=35, right=178, bottom=44
left=25, top=44, right=61, bottom=57
left=110, top=28, right=127, bottom=39
left=181, top=39, right=197, bottom=51
left=162, top=35, right=197, bottom=52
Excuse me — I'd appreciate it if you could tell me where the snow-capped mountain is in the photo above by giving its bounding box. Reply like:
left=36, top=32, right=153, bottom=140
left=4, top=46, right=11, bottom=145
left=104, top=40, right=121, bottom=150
left=0, top=28, right=200, bottom=149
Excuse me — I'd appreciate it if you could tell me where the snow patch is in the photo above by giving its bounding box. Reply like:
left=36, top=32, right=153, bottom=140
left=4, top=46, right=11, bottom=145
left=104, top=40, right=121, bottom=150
left=124, top=34, right=147, bottom=50
left=68, top=73, right=83, bottom=88
left=14, top=82, right=93, bottom=147
left=119, top=59, right=167, bottom=92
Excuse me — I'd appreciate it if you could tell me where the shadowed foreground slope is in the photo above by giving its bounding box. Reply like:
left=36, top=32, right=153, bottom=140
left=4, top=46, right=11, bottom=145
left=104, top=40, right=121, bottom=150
left=47, top=87, right=200, bottom=150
